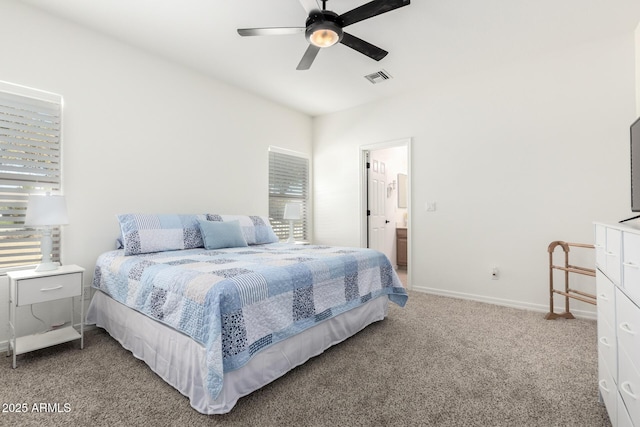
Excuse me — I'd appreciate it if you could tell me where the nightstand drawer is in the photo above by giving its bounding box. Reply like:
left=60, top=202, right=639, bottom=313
left=17, top=273, right=81, bottom=306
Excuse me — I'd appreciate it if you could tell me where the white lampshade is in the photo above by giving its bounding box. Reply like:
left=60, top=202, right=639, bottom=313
left=283, top=203, right=302, bottom=220
left=25, top=194, right=69, bottom=226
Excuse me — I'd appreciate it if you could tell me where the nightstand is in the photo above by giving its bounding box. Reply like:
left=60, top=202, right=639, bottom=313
left=7, top=264, right=85, bottom=368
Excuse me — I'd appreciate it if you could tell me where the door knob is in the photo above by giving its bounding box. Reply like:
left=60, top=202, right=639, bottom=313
left=385, top=220, right=390, bottom=223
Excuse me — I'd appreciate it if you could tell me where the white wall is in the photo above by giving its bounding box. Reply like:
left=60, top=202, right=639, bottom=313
left=0, top=2, right=312, bottom=344
left=313, top=34, right=637, bottom=317
left=636, top=22, right=640, bottom=115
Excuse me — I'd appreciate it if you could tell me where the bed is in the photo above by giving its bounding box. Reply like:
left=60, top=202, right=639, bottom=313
left=86, top=213, right=408, bottom=414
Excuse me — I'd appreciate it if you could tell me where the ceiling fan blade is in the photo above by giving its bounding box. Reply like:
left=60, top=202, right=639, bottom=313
left=298, top=0, right=321, bottom=14
left=237, top=27, right=305, bottom=37
left=339, top=0, right=410, bottom=28
left=296, top=45, right=321, bottom=70
left=340, top=32, right=388, bottom=61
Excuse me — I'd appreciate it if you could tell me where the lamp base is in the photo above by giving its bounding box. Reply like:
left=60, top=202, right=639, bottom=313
left=286, top=219, right=296, bottom=244
left=35, top=261, right=61, bottom=272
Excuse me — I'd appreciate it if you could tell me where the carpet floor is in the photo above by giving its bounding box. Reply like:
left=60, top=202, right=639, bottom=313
left=1, top=291, right=611, bottom=426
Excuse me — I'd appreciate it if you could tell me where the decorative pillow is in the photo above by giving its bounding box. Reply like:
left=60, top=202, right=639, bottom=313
left=117, top=214, right=205, bottom=255
left=197, top=219, right=248, bottom=250
left=205, top=214, right=279, bottom=245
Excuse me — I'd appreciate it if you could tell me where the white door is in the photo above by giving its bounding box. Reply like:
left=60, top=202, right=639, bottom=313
left=367, top=153, right=387, bottom=253
left=360, top=140, right=411, bottom=289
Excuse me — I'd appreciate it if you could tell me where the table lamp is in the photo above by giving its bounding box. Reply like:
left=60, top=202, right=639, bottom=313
left=283, top=202, right=302, bottom=244
left=24, top=193, right=68, bottom=271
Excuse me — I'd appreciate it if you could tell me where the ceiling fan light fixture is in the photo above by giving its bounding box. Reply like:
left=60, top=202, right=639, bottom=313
left=305, top=12, right=343, bottom=48
left=310, top=28, right=340, bottom=47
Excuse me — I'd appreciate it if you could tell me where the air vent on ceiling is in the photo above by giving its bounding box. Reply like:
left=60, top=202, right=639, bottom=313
left=364, top=69, right=393, bottom=84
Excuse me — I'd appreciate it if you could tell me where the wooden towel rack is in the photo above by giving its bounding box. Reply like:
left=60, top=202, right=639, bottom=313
left=545, top=241, right=596, bottom=320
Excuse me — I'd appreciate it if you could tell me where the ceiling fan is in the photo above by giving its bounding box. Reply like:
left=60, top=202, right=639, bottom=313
left=237, top=0, right=410, bottom=70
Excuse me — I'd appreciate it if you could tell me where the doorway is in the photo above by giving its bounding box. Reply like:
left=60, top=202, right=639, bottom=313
left=360, top=138, right=411, bottom=289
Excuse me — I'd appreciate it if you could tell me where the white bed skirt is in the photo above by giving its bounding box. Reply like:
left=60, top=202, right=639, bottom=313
left=86, top=290, right=389, bottom=414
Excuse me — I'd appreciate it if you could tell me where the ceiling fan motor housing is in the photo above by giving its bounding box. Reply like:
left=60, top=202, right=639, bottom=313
left=305, top=11, right=344, bottom=47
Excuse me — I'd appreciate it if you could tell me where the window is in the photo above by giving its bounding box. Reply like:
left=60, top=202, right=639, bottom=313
left=0, top=82, right=63, bottom=271
left=268, top=147, right=310, bottom=241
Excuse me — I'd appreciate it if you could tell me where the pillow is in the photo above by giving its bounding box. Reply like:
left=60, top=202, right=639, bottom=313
left=205, top=214, right=279, bottom=245
left=117, top=214, right=205, bottom=255
left=197, top=220, right=248, bottom=250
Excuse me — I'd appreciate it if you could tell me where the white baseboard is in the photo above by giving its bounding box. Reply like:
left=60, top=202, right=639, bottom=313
left=411, top=285, right=598, bottom=321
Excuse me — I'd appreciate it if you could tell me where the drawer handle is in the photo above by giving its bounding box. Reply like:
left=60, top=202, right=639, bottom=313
left=620, top=322, right=637, bottom=335
left=622, top=381, right=640, bottom=400
left=624, top=262, right=639, bottom=269
left=40, top=285, right=63, bottom=292
left=599, top=337, right=611, bottom=347
left=599, top=379, right=610, bottom=393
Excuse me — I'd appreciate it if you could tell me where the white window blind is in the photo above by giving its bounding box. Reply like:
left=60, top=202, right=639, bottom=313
left=268, top=148, right=309, bottom=241
left=0, top=83, right=63, bottom=271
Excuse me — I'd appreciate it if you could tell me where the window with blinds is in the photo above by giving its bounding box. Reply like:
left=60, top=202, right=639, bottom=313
left=0, top=83, right=63, bottom=271
left=268, top=148, right=309, bottom=241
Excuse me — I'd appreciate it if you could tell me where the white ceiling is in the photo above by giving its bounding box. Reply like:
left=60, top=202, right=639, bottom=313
left=17, top=0, right=640, bottom=116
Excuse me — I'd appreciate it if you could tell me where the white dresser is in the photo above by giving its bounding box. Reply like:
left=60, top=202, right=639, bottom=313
left=595, top=222, right=640, bottom=426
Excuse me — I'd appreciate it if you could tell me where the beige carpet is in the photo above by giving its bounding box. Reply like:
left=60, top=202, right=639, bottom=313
left=1, top=291, right=610, bottom=426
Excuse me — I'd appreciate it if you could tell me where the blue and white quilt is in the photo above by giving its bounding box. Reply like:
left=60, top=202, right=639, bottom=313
left=92, top=243, right=408, bottom=400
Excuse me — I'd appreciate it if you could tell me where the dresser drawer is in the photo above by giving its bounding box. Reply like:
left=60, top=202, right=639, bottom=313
left=16, top=273, right=81, bottom=306
left=618, top=391, right=634, bottom=427
left=599, top=353, right=617, bottom=426
left=606, top=228, right=622, bottom=285
left=619, top=345, right=640, bottom=423
left=617, top=288, right=640, bottom=368
left=623, top=231, right=640, bottom=305
left=595, top=224, right=606, bottom=269
left=598, top=315, right=617, bottom=379
left=597, top=270, right=616, bottom=329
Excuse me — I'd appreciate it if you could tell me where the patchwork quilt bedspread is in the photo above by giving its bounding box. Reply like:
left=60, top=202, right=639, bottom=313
left=92, top=243, right=408, bottom=399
